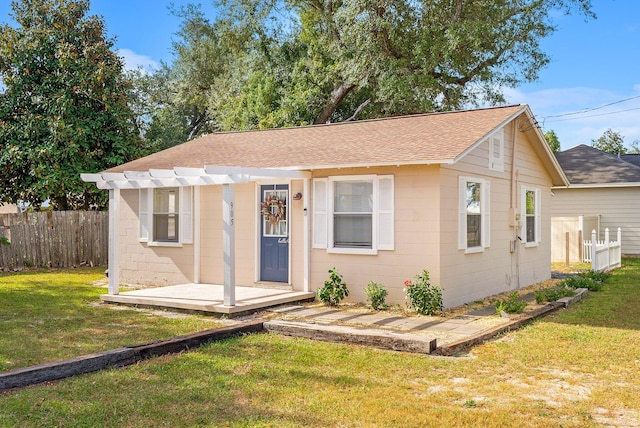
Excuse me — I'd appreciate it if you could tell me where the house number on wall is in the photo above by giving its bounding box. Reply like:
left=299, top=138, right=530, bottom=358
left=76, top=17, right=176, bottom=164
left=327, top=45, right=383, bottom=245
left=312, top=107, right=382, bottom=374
left=229, top=202, right=234, bottom=226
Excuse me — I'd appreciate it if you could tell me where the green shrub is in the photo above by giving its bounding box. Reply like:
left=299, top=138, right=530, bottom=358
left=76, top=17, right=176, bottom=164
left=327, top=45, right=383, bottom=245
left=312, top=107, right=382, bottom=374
left=404, top=270, right=443, bottom=315
left=534, top=286, right=576, bottom=304
left=317, top=267, right=349, bottom=306
left=0, top=236, right=9, bottom=246
left=563, top=276, right=604, bottom=292
left=495, top=292, right=527, bottom=314
left=365, top=281, right=388, bottom=310
left=578, top=270, right=610, bottom=283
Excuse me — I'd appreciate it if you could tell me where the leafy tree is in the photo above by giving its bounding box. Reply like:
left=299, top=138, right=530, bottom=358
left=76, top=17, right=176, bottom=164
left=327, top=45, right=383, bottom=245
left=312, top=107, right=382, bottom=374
left=0, top=0, right=148, bottom=210
left=544, top=130, right=561, bottom=153
left=591, top=129, right=627, bottom=156
left=148, top=0, right=594, bottom=137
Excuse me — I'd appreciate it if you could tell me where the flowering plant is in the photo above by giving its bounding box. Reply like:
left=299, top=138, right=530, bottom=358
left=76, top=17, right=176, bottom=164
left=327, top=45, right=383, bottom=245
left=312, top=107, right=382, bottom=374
left=404, top=270, right=443, bottom=315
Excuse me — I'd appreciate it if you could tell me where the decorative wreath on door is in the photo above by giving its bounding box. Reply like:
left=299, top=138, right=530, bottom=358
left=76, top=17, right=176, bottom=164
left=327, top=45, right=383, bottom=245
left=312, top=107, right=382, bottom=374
left=260, top=194, right=286, bottom=226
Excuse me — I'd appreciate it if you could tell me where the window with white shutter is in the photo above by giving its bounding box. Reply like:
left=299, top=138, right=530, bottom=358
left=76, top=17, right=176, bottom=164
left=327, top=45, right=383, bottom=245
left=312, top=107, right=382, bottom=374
left=313, top=175, right=394, bottom=255
left=139, top=186, right=193, bottom=246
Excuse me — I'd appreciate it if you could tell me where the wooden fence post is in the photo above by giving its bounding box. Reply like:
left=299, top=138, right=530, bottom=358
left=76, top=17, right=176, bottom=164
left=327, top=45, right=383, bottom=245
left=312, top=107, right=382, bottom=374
left=578, top=229, right=583, bottom=262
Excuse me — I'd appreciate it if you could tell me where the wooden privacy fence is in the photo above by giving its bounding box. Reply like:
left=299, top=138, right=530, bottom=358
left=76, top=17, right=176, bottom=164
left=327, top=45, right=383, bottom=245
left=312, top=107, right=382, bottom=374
left=0, top=211, right=108, bottom=271
left=583, top=228, right=622, bottom=272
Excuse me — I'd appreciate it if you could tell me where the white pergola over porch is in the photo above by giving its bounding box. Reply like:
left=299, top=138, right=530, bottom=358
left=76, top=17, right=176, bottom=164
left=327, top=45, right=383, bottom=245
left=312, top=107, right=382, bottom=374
left=81, top=166, right=312, bottom=308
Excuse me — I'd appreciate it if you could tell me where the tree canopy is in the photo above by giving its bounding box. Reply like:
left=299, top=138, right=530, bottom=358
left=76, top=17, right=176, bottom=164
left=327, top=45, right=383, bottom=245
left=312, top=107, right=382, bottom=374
left=139, top=0, right=594, bottom=147
left=592, top=128, right=627, bottom=156
left=544, top=130, right=561, bottom=153
left=0, top=0, right=148, bottom=210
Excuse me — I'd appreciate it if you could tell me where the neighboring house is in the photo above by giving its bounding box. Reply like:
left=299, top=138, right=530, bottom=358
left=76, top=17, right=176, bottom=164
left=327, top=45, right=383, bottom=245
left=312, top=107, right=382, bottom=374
left=82, top=104, right=567, bottom=309
left=552, top=144, right=640, bottom=258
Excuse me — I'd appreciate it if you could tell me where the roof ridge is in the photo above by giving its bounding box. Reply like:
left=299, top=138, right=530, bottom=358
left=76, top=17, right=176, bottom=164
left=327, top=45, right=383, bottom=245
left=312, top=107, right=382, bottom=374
left=198, top=104, right=526, bottom=137
left=584, top=145, right=640, bottom=172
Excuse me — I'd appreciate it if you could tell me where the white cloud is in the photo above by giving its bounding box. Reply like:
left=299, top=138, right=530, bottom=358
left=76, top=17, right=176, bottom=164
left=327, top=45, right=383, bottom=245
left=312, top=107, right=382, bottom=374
left=116, top=48, right=158, bottom=71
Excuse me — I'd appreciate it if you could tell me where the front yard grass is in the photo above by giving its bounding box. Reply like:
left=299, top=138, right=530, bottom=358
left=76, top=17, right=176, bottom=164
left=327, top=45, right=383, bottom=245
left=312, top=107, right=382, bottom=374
left=1, top=261, right=640, bottom=427
left=0, top=268, right=223, bottom=372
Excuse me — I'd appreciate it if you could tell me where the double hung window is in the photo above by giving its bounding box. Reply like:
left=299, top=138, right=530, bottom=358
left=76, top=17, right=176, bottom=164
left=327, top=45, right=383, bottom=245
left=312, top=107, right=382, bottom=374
left=458, top=176, right=490, bottom=252
left=521, top=187, right=541, bottom=246
left=139, top=187, right=193, bottom=245
left=313, top=175, right=394, bottom=255
left=153, top=188, right=179, bottom=242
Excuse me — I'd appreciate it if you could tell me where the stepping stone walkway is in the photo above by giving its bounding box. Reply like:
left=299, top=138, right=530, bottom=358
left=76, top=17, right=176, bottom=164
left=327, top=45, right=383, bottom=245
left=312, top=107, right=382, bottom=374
left=266, top=304, right=503, bottom=349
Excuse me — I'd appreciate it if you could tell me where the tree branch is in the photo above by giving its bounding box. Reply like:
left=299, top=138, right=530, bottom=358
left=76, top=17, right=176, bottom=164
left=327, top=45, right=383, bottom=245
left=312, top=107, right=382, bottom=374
left=314, top=82, right=356, bottom=124
left=344, top=98, right=370, bottom=122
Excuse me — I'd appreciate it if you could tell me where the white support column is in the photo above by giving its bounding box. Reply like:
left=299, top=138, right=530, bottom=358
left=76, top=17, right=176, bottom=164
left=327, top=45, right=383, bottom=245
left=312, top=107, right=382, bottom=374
left=193, top=186, right=201, bottom=284
left=303, top=178, right=310, bottom=292
left=591, top=229, right=597, bottom=272
left=223, top=183, right=236, bottom=306
left=108, top=188, right=120, bottom=295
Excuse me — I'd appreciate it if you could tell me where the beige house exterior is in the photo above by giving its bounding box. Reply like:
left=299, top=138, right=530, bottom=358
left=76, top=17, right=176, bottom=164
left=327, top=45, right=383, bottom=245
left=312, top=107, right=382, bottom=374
left=0, top=204, right=18, bottom=214
left=83, top=105, right=567, bottom=309
left=552, top=144, right=640, bottom=259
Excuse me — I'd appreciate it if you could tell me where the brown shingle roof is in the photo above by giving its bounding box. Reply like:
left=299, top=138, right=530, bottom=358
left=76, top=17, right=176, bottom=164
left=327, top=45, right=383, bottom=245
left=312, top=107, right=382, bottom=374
left=555, top=144, right=640, bottom=184
left=107, top=105, right=526, bottom=173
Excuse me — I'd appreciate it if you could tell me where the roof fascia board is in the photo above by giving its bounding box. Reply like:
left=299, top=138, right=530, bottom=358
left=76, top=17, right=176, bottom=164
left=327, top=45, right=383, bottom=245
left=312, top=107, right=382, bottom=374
left=553, top=182, right=640, bottom=189
left=285, top=159, right=455, bottom=171
left=525, top=108, right=570, bottom=186
left=451, top=105, right=528, bottom=165
left=204, top=165, right=311, bottom=179
left=449, top=105, right=569, bottom=186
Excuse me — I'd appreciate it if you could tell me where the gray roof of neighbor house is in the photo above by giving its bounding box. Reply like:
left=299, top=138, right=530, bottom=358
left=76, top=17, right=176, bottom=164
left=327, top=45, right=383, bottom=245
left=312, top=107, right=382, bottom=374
left=555, top=144, right=640, bottom=185
left=620, top=153, right=640, bottom=168
left=102, top=104, right=566, bottom=185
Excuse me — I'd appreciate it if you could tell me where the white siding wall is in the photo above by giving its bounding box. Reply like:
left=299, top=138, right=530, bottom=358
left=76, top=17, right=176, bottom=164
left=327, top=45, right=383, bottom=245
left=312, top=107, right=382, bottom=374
left=552, top=187, right=640, bottom=255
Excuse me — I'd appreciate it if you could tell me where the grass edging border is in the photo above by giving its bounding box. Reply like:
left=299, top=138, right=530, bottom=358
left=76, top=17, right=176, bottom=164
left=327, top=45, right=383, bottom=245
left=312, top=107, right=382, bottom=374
left=434, top=288, right=589, bottom=356
left=0, top=320, right=264, bottom=392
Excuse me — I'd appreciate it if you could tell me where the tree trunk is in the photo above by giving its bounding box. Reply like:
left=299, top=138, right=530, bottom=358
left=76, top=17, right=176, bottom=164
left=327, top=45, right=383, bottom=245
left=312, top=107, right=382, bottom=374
left=314, top=82, right=356, bottom=124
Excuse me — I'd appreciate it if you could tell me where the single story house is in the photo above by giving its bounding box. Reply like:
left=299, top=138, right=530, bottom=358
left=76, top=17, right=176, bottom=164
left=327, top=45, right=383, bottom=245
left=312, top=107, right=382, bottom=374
left=552, top=144, right=640, bottom=259
left=82, top=104, right=567, bottom=310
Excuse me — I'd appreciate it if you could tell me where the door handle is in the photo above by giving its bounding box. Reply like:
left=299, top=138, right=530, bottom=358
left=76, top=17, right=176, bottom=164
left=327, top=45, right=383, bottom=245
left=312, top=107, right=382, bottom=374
left=278, top=238, right=289, bottom=244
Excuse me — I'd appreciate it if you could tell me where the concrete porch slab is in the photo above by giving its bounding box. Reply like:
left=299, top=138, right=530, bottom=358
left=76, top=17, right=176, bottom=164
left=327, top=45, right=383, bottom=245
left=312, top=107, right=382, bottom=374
left=100, top=283, right=316, bottom=316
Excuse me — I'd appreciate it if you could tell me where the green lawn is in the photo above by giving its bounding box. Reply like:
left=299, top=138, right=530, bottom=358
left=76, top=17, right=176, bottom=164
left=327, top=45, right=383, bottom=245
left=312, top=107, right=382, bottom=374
left=1, top=262, right=639, bottom=427
left=0, top=268, right=223, bottom=371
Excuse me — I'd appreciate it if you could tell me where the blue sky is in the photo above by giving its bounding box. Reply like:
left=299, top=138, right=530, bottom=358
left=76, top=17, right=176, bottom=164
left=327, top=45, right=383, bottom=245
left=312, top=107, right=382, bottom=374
left=1, top=0, right=639, bottom=151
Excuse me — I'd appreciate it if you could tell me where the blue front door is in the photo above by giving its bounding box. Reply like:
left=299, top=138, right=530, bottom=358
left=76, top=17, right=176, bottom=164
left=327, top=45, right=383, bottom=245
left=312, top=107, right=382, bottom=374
left=260, top=185, right=289, bottom=282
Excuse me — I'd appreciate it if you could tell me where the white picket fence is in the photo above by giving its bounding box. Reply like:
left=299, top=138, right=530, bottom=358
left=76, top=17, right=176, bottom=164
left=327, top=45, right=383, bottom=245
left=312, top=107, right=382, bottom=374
left=583, top=228, right=622, bottom=272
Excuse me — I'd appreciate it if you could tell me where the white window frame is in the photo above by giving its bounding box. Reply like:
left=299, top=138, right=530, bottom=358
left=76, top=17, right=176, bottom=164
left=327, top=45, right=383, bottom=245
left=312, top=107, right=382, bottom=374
left=139, top=186, right=193, bottom=247
left=488, top=128, right=504, bottom=172
left=313, top=174, right=394, bottom=255
left=521, top=186, right=541, bottom=247
left=458, top=176, right=491, bottom=253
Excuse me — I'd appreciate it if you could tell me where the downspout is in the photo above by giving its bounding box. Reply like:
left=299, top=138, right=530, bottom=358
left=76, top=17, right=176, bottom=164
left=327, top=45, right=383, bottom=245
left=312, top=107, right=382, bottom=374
left=510, top=119, right=520, bottom=289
